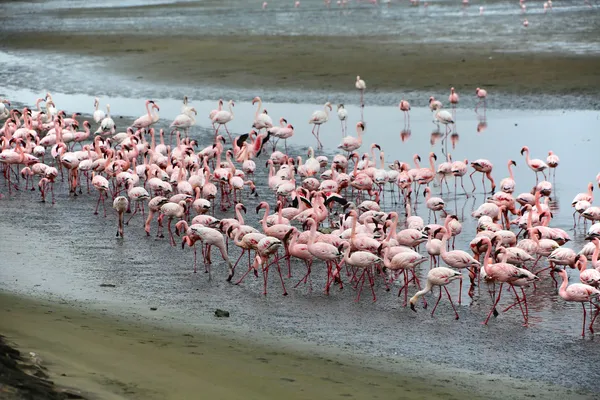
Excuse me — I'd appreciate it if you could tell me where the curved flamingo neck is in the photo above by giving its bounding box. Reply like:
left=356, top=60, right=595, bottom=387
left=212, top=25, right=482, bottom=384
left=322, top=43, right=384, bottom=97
left=557, top=269, right=568, bottom=297
left=261, top=203, right=270, bottom=232
left=508, top=162, right=514, bottom=180
left=413, top=155, right=420, bottom=168
left=254, top=98, right=262, bottom=119
left=307, top=220, right=317, bottom=246
left=235, top=205, right=245, bottom=225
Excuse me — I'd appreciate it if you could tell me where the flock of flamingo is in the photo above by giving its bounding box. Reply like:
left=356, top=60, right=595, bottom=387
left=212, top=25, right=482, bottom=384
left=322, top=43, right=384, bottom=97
left=1, top=77, right=600, bottom=338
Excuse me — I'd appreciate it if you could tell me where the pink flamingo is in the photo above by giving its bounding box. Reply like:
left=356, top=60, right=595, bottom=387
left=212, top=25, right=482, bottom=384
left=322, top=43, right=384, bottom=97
left=355, top=76, right=366, bottom=109
left=546, top=150, right=559, bottom=179
left=338, top=122, right=365, bottom=153
left=113, top=196, right=129, bottom=238
left=132, top=100, right=159, bottom=131
left=439, top=216, right=480, bottom=303
left=521, top=146, right=548, bottom=182
left=469, top=159, right=495, bottom=193
left=499, top=160, right=517, bottom=194
left=382, top=247, right=427, bottom=307
left=556, top=267, right=600, bottom=336
left=448, top=87, right=459, bottom=114
left=451, top=158, right=469, bottom=196
left=399, top=100, right=411, bottom=126
left=343, top=243, right=383, bottom=302
left=481, top=239, right=529, bottom=325
left=306, top=218, right=343, bottom=294
left=475, top=87, right=487, bottom=113
left=424, top=187, right=445, bottom=223
left=309, top=102, right=332, bottom=149
left=409, top=267, right=462, bottom=319
left=212, top=100, right=235, bottom=141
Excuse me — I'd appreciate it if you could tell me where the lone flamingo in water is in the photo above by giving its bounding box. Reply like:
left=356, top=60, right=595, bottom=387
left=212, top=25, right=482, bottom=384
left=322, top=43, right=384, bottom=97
left=355, top=76, right=366, bottom=109
left=475, top=87, right=487, bottom=113
left=399, top=100, right=411, bottom=127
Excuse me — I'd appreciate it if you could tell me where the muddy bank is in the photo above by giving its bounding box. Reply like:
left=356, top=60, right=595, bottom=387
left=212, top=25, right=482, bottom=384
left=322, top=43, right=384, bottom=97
left=1, top=32, right=599, bottom=108
left=0, top=334, right=86, bottom=400
left=0, top=292, right=521, bottom=400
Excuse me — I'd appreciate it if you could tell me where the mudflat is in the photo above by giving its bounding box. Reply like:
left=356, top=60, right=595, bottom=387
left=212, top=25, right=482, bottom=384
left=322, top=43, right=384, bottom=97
left=1, top=292, right=594, bottom=400
left=2, top=32, right=599, bottom=98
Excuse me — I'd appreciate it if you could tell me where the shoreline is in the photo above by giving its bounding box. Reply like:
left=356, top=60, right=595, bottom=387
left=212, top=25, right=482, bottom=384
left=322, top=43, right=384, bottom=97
left=1, top=32, right=599, bottom=109
left=1, top=291, right=596, bottom=400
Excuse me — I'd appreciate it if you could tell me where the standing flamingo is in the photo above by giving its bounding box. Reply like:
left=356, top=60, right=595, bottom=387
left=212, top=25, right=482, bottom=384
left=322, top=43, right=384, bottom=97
left=309, top=102, right=332, bottom=149
left=555, top=267, right=600, bottom=336
left=470, top=159, right=496, bottom=194
left=212, top=100, right=235, bottom=141
left=338, top=122, right=365, bottom=153
left=448, top=87, right=459, bottom=114
left=355, top=75, right=366, bottom=109
left=337, top=104, right=348, bottom=136
left=113, top=196, right=129, bottom=238
left=546, top=150, right=559, bottom=179
left=475, top=87, right=487, bottom=113
left=409, top=267, right=462, bottom=320
left=399, top=100, right=411, bottom=127
left=521, top=146, right=548, bottom=183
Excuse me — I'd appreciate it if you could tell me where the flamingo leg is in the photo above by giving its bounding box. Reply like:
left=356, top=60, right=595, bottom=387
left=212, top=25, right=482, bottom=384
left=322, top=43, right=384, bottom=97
left=444, top=286, right=460, bottom=320
left=581, top=302, right=587, bottom=337
left=431, top=286, right=443, bottom=317
left=469, top=171, right=477, bottom=193
left=484, top=283, right=503, bottom=325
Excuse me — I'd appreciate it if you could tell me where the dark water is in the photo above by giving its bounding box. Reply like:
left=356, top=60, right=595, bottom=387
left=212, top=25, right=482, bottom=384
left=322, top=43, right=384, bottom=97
left=1, top=0, right=599, bottom=55
left=1, top=87, right=600, bottom=393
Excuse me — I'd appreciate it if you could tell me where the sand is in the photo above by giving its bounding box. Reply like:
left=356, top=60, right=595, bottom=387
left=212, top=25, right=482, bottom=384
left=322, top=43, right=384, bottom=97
left=1, top=292, right=594, bottom=400
left=2, top=32, right=600, bottom=101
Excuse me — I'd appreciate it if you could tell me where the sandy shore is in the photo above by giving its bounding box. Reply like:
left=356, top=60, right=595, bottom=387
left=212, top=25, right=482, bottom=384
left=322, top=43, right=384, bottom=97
left=1, top=292, right=594, bottom=400
left=2, top=32, right=599, bottom=103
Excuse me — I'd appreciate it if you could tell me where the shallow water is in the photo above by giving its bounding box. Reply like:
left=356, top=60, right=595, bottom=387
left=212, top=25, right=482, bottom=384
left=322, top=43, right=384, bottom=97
left=1, top=87, right=600, bottom=392
left=2, top=0, right=599, bottom=55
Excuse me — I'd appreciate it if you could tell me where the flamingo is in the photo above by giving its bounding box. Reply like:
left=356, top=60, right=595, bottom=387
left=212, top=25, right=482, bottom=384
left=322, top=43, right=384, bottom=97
left=93, top=98, right=105, bottom=123
left=409, top=267, right=462, bottom=320
left=470, top=159, right=496, bottom=194
left=399, top=100, right=411, bottom=126
left=555, top=267, right=600, bottom=336
left=96, top=104, right=115, bottom=135
left=212, top=100, right=235, bottom=140
left=355, top=75, right=366, bottom=108
left=475, top=87, right=487, bottom=112
left=309, top=102, right=332, bottom=149
left=521, top=146, right=548, bottom=183
left=338, top=122, right=365, bottom=153
left=499, top=160, right=517, bottom=194
left=113, top=196, right=129, bottom=238
left=132, top=100, right=159, bottom=131
left=546, top=150, right=559, bottom=179
left=251, top=97, right=273, bottom=131
left=448, top=87, right=459, bottom=113
left=337, top=104, right=348, bottom=136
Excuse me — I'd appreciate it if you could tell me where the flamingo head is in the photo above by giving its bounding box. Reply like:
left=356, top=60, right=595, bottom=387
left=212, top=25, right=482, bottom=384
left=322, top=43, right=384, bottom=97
left=84, top=121, right=91, bottom=128
left=251, top=96, right=260, bottom=105
left=520, top=146, right=528, bottom=155
left=325, top=102, right=332, bottom=111
left=152, top=103, right=160, bottom=111
left=428, top=96, right=434, bottom=103
left=510, top=160, right=516, bottom=167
